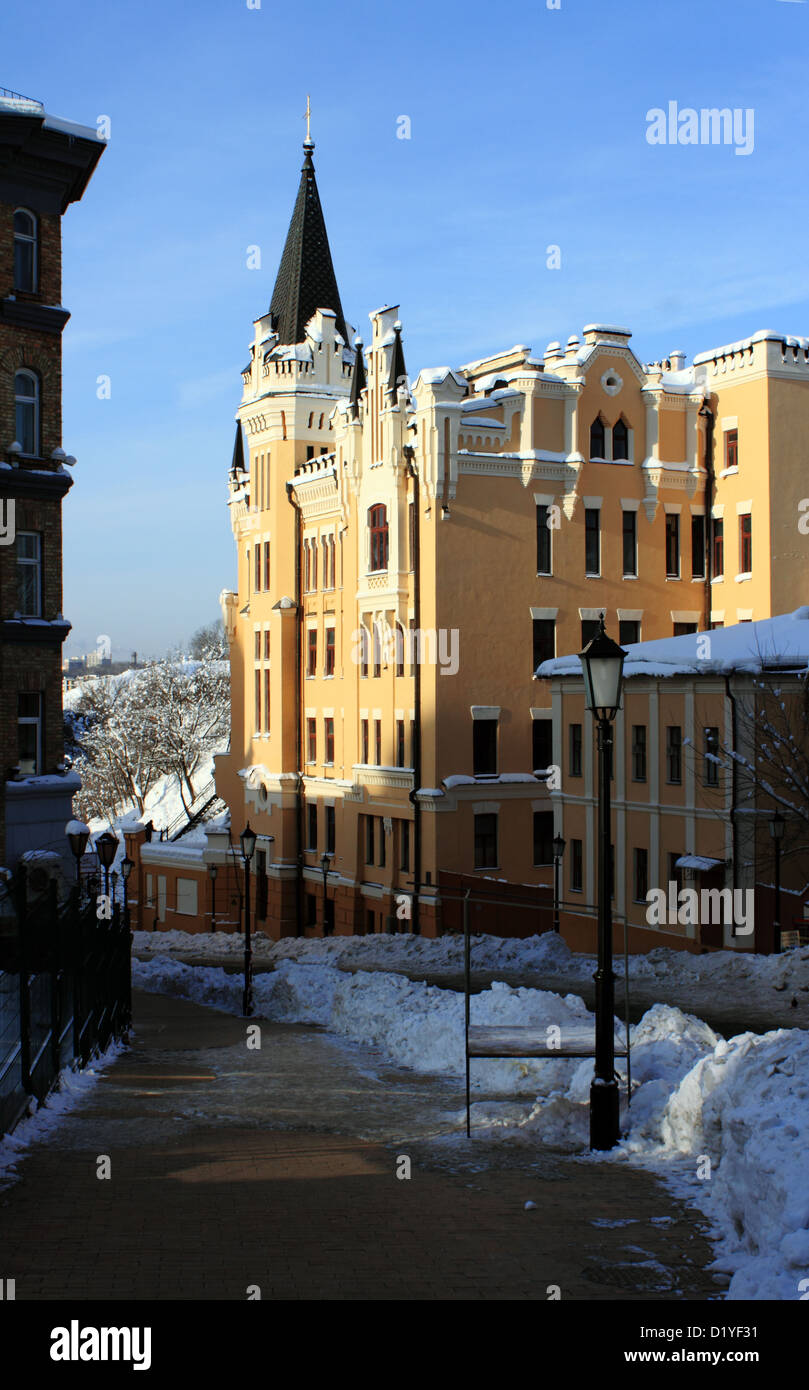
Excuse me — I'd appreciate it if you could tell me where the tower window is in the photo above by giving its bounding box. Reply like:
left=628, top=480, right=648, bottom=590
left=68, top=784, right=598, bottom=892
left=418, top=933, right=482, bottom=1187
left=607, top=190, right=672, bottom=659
left=368, top=504, right=389, bottom=572
left=13, top=209, right=37, bottom=292
left=589, top=417, right=606, bottom=459
left=612, top=418, right=629, bottom=461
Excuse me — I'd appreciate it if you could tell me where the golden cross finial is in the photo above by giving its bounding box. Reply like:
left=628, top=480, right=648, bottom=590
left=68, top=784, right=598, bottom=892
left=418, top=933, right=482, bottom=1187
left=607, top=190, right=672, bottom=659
left=304, top=94, right=311, bottom=141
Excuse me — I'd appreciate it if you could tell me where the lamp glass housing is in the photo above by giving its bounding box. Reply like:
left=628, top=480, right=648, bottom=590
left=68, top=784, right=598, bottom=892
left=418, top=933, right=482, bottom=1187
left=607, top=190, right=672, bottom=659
left=240, top=823, right=257, bottom=861
left=579, top=618, right=626, bottom=721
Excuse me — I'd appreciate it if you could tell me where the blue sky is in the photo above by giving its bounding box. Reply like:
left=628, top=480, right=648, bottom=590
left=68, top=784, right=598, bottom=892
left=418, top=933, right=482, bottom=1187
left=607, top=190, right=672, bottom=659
left=3, top=0, right=807, bottom=656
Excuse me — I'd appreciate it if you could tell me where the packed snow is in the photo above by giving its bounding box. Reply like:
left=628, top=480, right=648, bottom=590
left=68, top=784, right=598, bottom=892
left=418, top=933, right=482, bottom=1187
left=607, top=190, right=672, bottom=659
left=132, top=939, right=809, bottom=1301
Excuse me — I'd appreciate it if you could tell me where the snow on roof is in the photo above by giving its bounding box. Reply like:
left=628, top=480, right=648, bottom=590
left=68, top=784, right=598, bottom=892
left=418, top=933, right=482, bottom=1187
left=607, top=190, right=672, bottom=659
left=413, top=366, right=468, bottom=389
left=676, top=855, right=724, bottom=871
left=537, top=608, right=809, bottom=681
left=0, top=92, right=104, bottom=143
left=582, top=324, right=632, bottom=337
left=693, top=330, right=809, bottom=365
left=458, top=415, right=505, bottom=430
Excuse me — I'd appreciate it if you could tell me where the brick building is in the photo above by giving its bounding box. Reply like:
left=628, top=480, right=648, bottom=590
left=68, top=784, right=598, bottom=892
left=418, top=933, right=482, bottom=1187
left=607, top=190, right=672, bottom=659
left=0, top=88, right=104, bottom=875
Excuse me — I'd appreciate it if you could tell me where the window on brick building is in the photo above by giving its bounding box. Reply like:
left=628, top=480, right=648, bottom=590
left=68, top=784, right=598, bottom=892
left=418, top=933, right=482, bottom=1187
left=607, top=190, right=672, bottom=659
left=15, top=370, right=39, bottom=456
left=17, top=532, right=42, bottom=616
left=13, top=209, right=37, bottom=292
left=18, top=692, right=42, bottom=775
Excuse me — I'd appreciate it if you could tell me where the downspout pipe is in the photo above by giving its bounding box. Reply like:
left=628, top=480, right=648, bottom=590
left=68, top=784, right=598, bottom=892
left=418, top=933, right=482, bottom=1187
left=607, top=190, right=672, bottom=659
left=286, top=481, right=304, bottom=937
left=404, top=447, right=421, bottom=936
left=724, top=671, right=739, bottom=936
left=700, top=400, right=715, bottom=632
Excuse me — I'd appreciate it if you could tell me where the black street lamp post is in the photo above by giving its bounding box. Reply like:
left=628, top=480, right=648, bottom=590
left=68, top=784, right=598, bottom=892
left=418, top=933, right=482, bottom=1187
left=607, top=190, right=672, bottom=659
left=208, top=863, right=218, bottom=933
left=95, top=831, right=118, bottom=901
left=579, top=614, right=626, bottom=1152
left=240, top=824, right=257, bottom=1016
left=121, top=856, right=133, bottom=929
left=770, top=810, right=785, bottom=954
left=552, top=833, right=566, bottom=933
left=320, top=851, right=334, bottom=936
left=66, top=820, right=90, bottom=895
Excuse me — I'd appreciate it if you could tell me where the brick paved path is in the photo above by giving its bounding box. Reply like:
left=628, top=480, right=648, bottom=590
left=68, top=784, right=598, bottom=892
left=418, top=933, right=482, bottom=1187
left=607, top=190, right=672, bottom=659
left=0, top=991, right=722, bottom=1301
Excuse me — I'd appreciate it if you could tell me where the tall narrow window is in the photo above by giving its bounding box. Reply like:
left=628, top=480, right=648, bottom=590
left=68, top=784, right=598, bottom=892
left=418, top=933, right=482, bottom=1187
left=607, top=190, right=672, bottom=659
left=254, top=670, right=261, bottom=730
left=374, top=718, right=381, bottom=765
left=619, top=620, right=639, bottom=646
left=473, top=719, right=498, bottom=776
left=589, top=417, right=606, bottom=459
left=570, top=838, right=583, bottom=892
left=13, top=210, right=37, bottom=292
left=17, top=532, right=42, bottom=616
left=15, top=370, right=39, bottom=456
left=408, top=501, right=416, bottom=571
left=325, top=804, right=335, bottom=854
left=569, top=723, right=582, bottom=778
left=704, top=726, right=720, bottom=787
left=306, top=628, right=317, bottom=677
left=725, top=429, right=738, bottom=470
left=378, top=817, right=386, bottom=867
left=18, top=693, right=43, bottom=775
left=264, top=670, right=270, bottom=731
left=585, top=508, right=600, bottom=576
left=612, top=418, right=629, bottom=461
left=395, top=624, right=405, bottom=678
left=324, top=717, right=335, bottom=765
left=532, top=719, right=552, bottom=772
left=373, top=622, right=382, bottom=678
left=666, top=725, right=682, bottom=784
left=739, top=514, right=752, bottom=574
left=303, top=540, right=311, bottom=592
left=532, top=618, right=555, bottom=671
left=536, top=504, right=552, bottom=575
left=365, top=815, right=375, bottom=865
left=359, top=624, right=369, bottom=679
left=633, top=848, right=648, bottom=902
left=368, top=504, right=389, bottom=572
left=622, top=510, right=637, bottom=577
left=691, top=514, right=706, bottom=579
left=307, top=717, right=317, bottom=763
left=254, top=630, right=261, bottom=661
left=474, top=813, right=498, bottom=869
left=361, top=718, right=369, bottom=764
left=254, top=543, right=261, bottom=590
left=324, top=626, right=335, bottom=677
left=581, top=619, right=599, bottom=648
left=264, top=541, right=271, bottom=590
left=396, top=718, right=405, bottom=767
left=631, top=724, right=647, bottom=781
left=713, top=518, right=724, bottom=578
left=307, top=803, right=318, bottom=851
left=665, top=514, right=680, bottom=577
left=533, top=811, right=554, bottom=866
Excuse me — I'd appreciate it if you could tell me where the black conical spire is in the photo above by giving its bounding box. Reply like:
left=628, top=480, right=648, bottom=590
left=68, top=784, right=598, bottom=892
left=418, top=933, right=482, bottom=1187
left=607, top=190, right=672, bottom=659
left=387, top=319, right=407, bottom=396
left=230, top=421, right=245, bottom=476
left=268, top=140, right=348, bottom=348
left=349, top=336, right=366, bottom=420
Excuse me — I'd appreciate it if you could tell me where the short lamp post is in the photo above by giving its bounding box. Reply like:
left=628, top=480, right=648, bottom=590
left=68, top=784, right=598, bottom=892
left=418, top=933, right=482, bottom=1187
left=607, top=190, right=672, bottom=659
left=240, top=823, right=257, bottom=1016
left=121, top=856, right=134, bottom=929
left=66, top=821, right=90, bottom=894
left=320, top=851, right=334, bottom=936
left=208, top=863, right=218, bottom=933
left=579, top=614, right=626, bottom=1152
left=552, top=833, right=566, bottom=934
left=95, top=831, right=118, bottom=900
left=770, top=810, right=785, bottom=955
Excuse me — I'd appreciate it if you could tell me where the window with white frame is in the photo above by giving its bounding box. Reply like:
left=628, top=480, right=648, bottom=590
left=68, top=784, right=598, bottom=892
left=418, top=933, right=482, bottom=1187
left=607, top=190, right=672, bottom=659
left=14, top=209, right=37, bottom=291
left=15, top=370, right=39, bottom=456
left=17, top=532, right=42, bottom=616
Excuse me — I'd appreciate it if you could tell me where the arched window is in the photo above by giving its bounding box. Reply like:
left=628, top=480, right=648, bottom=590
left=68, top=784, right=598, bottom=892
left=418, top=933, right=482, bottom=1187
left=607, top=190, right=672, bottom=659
left=589, top=417, right=605, bottom=459
left=368, top=504, right=388, bottom=572
left=14, top=209, right=37, bottom=292
left=15, top=370, right=39, bottom=456
left=612, top=418, right=629, bottom=461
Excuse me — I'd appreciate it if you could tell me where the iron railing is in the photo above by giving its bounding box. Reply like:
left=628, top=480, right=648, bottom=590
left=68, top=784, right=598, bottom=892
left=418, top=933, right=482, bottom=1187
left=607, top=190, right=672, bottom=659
left=0, top=873, right=132, bottom=1138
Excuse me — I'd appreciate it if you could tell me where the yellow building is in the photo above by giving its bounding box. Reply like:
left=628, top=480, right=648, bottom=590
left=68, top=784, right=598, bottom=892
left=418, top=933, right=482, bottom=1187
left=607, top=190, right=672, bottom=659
left=129, top=137, right=809, bottom=944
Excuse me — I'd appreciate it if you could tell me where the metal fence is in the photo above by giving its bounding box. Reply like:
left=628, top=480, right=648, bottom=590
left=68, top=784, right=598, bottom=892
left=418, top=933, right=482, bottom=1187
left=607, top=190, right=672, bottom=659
left=0, top=875, right=132, bottom=1139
